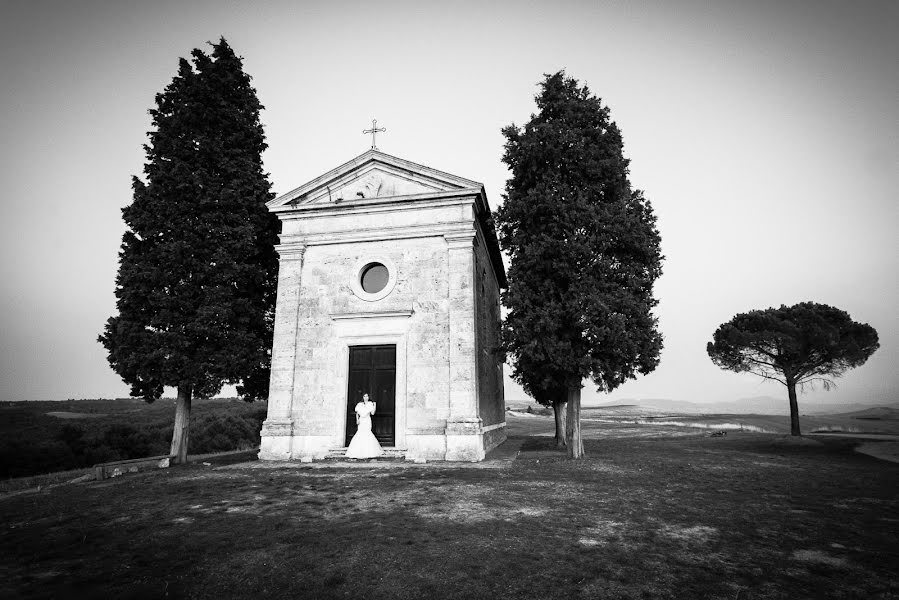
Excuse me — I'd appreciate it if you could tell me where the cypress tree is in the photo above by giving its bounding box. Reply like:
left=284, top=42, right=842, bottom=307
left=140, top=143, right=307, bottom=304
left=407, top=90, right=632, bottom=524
left=99, top=39, right=279, bottom=463
left=497, top=71, right=663, bottom=458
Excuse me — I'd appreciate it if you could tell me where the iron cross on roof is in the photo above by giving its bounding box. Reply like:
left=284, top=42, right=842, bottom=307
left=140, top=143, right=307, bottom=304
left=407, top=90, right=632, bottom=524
left=363, top=119, right=386, bottom=150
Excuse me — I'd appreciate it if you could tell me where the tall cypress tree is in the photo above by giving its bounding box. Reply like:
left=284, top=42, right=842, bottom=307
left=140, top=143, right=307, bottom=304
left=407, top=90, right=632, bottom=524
left=99, top=39, right=279, bottom=463
left=497, top=71, right=663, bottom=458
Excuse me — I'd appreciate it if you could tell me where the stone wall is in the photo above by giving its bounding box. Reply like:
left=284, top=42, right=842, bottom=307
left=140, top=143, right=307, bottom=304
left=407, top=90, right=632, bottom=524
left=474, top=228, right=506, bottom=431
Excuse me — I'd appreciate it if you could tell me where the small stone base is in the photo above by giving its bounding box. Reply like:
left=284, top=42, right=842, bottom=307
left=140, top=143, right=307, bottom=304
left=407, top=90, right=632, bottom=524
left=445, top=435, right=486, bottom=462
left=325, top=447, right=407, bottom=461
left=258, top=418, right=295, bottom=460
left=94, top=455, right=173, bottom=481
left=445, top=418, right=486, bottom=461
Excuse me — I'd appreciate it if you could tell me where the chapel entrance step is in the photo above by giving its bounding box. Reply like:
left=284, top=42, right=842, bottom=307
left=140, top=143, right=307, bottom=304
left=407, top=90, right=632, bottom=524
left=325, top=447, right=406, bottom=461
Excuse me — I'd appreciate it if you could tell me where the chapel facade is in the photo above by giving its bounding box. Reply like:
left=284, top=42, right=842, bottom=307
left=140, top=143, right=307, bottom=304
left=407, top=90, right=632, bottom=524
left=258, top=149, right=507, bottom=462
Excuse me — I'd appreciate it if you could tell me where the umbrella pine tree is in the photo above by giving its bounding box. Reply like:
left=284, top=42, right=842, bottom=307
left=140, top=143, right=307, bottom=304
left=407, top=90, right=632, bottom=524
left=708, top=302, right=879, bottom=436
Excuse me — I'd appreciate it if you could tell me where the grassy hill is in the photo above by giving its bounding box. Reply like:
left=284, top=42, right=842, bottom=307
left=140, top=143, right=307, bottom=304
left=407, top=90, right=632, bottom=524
left=1, top=414, right=896, bottom=599
left=0, top=398, right=267, bottom=479
left=6, top=399, right=896, bottom=481
left=839, top=406, right=899, bottom=420
left=577, top=407, right=899, bottom=436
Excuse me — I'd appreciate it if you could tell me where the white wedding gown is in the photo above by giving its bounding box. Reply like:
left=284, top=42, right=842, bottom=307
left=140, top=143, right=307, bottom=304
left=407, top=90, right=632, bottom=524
left=345, top=401, right=384, bottom=459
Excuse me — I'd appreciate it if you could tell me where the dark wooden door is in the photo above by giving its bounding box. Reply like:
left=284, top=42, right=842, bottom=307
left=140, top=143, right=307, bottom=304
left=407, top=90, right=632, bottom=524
left=345, top=345, right=396, bottom=446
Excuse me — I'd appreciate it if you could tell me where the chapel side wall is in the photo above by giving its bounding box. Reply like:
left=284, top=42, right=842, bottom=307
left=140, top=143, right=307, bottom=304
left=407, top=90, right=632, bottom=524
left=474, top=230, right=505, bottom=431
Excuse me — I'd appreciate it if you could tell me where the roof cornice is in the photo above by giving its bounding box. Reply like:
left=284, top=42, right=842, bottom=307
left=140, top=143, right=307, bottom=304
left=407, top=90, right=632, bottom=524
left=268, top=149, right=484, bottom=209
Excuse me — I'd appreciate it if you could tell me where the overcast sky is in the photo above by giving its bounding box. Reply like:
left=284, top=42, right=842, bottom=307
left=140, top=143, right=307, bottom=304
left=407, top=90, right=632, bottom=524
left=1, top=0, right=896, bottom=409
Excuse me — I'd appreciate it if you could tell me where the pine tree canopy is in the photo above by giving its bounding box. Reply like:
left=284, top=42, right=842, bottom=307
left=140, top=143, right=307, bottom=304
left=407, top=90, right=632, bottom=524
left=497, top=71, right=664, bottom=397
left=99, top=38, right=279, bottom=402
left=707, top=302, right=880, bottom=389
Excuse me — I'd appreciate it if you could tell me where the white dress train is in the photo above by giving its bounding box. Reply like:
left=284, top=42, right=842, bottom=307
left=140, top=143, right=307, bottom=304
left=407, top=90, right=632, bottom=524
left=345, top=400, right=384, bottom=459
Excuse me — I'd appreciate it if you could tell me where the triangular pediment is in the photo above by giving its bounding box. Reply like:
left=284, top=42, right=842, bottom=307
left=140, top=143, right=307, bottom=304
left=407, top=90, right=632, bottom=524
left=268, top=150, right=484, bottom=211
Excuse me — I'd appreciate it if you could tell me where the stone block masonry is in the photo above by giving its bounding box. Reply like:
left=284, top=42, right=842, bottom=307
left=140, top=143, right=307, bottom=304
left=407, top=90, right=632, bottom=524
left=259, top=149, right=506, bottom=462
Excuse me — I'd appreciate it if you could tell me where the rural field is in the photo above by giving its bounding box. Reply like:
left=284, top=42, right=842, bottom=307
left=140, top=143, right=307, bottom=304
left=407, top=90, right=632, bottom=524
left=2, top=406, right=898, bottom=599
left=0, top=398, right=268, bottom=480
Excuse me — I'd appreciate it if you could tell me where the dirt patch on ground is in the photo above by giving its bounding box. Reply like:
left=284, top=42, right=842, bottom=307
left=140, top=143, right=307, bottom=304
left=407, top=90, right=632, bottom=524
left=658, top=523, right=718, bottom=543
left=791, top=549, right=850, bottom=568
left=46, top=411, right=107, bottom=419
left=769, top=435, right=824, bottom=446
left=578, top=519, right=628, bottom=547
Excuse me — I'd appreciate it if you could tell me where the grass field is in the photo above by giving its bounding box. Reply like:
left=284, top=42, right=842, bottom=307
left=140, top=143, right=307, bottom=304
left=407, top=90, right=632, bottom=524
left=0, top=398, right=267, bottom=479
left=1, top=411, right=897, bottom=599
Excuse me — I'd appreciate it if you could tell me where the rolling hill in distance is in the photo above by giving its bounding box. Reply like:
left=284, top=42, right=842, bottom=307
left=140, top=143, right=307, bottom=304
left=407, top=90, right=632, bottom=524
left=509, top=395, right=898, bottom=416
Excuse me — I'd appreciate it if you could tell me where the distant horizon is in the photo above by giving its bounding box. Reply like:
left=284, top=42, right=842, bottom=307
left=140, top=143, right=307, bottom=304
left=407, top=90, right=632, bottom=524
left=508, top=394, right=899, bottom=414
left=10, top=394, right=897, bottom=416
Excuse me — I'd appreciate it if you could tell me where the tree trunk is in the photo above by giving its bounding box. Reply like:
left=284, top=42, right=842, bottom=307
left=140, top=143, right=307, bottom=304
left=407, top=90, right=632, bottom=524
left=552, top=398, right=567, bottom=449
left=566, top=385, right=585, bottom=459
left=787, top=380, right=801, bottom=436
left=170, top=384, right=193, bottom=464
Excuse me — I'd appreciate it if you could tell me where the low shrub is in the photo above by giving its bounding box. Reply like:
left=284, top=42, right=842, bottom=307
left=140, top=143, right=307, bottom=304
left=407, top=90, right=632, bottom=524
left=191, top=409, right=266, bottom=454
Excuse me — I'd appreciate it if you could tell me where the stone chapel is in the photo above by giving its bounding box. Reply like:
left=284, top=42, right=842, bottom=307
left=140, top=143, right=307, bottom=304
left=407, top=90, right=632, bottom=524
left=258, top=148, right=507, bottom=462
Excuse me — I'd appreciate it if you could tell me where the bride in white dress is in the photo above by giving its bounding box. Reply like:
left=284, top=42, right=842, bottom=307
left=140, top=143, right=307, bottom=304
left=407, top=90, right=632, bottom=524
left=345, top=393, right=384, bottom=459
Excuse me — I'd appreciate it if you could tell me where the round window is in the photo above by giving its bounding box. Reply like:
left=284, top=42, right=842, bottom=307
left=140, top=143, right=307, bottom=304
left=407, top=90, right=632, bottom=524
left=350, top=256, right=397, bottom=302
left=360, top=263, right=389, bottom=294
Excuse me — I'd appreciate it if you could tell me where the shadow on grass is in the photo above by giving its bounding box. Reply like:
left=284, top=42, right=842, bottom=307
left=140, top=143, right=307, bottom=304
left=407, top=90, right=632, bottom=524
left=1, top=431, right=897, bottom=599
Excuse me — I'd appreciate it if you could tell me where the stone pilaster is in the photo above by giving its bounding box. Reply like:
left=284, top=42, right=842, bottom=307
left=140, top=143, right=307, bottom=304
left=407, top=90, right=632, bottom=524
left=444, top=231, right=484, bottom=461
left=259, top=241, right=305, bottom=461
